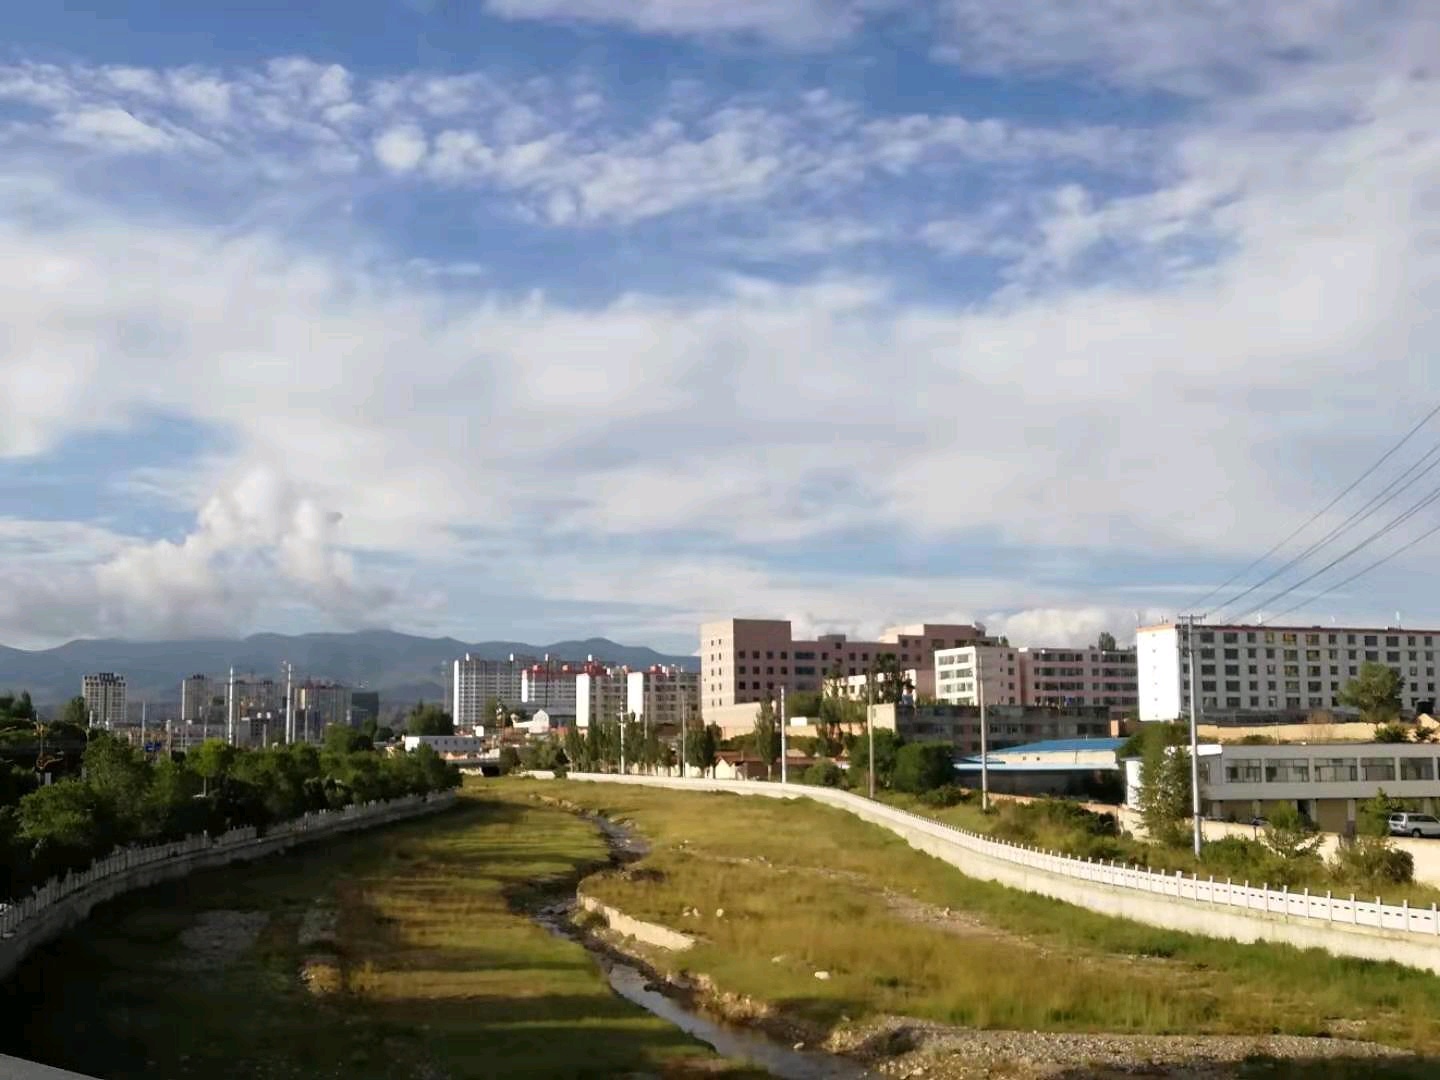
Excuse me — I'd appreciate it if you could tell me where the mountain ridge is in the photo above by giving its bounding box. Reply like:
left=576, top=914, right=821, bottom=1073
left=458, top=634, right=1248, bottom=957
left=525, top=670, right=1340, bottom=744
left=0, top=629, right=697, bottom=713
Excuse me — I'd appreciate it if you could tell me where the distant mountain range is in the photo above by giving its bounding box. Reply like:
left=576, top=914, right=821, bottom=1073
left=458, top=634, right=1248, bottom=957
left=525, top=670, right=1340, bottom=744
left=0, top=630, right=697, bottom=715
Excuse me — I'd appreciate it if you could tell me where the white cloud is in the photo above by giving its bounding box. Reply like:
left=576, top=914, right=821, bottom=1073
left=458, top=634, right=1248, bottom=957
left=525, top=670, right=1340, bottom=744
left=373, top=123, right=428, bottom=172
left=480, top=0, right=876, bottom=48
left=54, top=106, right=178, bottom=152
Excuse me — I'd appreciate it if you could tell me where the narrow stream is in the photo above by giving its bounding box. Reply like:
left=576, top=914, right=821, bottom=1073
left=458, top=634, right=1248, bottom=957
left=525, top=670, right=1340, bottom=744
left=534, top=900, right=872, bottom=1080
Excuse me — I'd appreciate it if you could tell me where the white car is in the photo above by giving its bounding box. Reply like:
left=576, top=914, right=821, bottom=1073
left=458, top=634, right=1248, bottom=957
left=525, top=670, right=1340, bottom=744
left=1388, top=812, right=1440, bottom=838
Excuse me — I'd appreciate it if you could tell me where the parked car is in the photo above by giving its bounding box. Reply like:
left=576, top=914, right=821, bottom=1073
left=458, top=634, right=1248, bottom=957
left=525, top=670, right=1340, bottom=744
left=1388, top=812, right=1440, bottom=838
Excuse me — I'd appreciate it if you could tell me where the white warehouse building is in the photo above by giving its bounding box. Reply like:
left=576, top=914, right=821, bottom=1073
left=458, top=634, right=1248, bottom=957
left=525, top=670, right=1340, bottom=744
left=1137, top=621, right=1440, bottom=723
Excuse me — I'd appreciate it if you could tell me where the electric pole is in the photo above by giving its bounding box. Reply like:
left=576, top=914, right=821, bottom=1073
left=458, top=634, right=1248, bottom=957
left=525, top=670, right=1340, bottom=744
left=779, top=685, right=788, bottom=784
left=227, top=667, right=236, bottom=746
left=680, top=693, right=687, bottom=778
left=866, top=672, right=875, bottom=799
left=1182, top=613, right=1206, bottom=857
left=619, top=707, right=627, bottom=775
left=284, top=661, right=294, bottom=743
left=978, top=654, right=989, bottom=812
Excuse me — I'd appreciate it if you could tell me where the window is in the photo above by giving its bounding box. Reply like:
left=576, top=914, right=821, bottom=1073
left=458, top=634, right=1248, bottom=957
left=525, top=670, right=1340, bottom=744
left=1224, top=648, right=1239, bottom=659
left=1361, top=757, right=1397, bottom=782
left=1401, top=758, right=1435, bottom=781
left=1225, top=758, right=1263, bottom=783
left=1265, top=759, right=1311, bottom=783
left=1313, top=757, right=1358, bottom=782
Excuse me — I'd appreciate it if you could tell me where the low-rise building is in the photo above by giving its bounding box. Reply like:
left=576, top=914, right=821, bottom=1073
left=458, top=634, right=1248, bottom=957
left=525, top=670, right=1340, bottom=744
left=876, top=702, right=1119, bottom=755
left=1123, top=741, right=1440, bottom=833
left=954, top=737, right=1126, bottom=798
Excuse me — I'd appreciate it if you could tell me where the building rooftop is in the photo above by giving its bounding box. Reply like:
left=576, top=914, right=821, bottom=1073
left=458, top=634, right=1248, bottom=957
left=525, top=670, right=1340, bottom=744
left=985, top=737, right=1127, bottom=754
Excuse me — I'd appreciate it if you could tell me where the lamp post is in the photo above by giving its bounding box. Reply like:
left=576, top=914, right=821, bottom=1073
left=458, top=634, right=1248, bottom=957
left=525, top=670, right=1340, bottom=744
left=978, top=653, right=989, bottom=812
left=866, top=672, right=876, bottom=799
left=1183, top=613, right=1205, bottom=857
left=779, top=686, right=788, bottom=784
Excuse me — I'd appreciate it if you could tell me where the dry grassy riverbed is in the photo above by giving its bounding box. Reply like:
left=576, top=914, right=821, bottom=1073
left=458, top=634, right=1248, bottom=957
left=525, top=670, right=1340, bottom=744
left=0, top=793, right=763, bottom=1079
left=514, top=778, right=1440, bottom=1078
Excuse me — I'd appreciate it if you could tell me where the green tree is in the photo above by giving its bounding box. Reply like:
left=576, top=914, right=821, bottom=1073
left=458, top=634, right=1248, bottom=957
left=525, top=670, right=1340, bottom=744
left=1337, top=662, right=1405, bottom=725
left=374, top=725, right=395, bottom=743
left=81, top=734, right=153, bottom=840
left=190, top=738, right=237, bottom=795
left=849, top=729, right=903, bottom=790
left=324, top=726, right=372, bottom=754
left=19, top=780, right=119, bottom=869
left=1098, top=631, right=1118, bottom=652
left=60, top=696, right=89, bottom=728
left=1262, top=803, right=1324, bottom=860
left=801, top=760, right=844, bottom=787
left=406, top=702, right=455, bottom=736
left=1358, top=789, right=1408, bottom=837
left=685, top=723, right=719, bottom=777
left=753, top=700, right=780, bottom=779
left=1138, top=736, right=1193, bottom=846
left=497, top=746, right=521, bottom=775
left=892, top=742, right=955, bottom=793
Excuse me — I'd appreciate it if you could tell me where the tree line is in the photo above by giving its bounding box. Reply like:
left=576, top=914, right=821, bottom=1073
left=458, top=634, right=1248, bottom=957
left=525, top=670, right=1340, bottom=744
left=0, top=694, right=461, bottom=903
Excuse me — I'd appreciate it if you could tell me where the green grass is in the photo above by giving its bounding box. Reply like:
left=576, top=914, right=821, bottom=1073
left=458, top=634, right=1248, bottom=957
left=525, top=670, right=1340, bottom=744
left=512, top=778, right=1440, bottom=1064
left=0, top=796, right=761, bottom=1079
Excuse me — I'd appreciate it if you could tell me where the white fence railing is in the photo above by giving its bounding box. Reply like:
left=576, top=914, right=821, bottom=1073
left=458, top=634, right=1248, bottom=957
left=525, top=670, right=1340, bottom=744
left=567, top=774, right=1440, bottom=940
left=0, top=791, right=455, bottom=939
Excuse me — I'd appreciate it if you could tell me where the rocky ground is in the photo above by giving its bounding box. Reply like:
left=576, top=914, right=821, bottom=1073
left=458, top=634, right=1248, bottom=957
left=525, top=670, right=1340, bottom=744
left=171, top=910, right=269, bottom=972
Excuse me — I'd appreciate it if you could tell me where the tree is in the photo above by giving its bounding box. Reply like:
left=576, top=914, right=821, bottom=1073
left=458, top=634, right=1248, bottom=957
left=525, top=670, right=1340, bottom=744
left=1098, top=631, right=1117, bottom=652
left=753, top=701, right=780, bottom=779
left=483, top=697, right=504, bottom=728
left=1374, top=722, right=1409, bottom=743
left=871, top=653, right=910, bottom=705
left=497, top=746, right=521, bottom=775
left=1263, top=803, right=1324, bottom=860
left=849, top=729, right=903, bottom=790
left=324, top=726, right=372, bottom=754
left=190, top=739, right=237, bottom=796
left=60, top=696, right=89, bottom=728
left=1337, top=662, right=1405, bottom=725
left=1358, top=789, right=1408, bottom=837
left=685, top=723, right=719, bottom=777
left=374, top=725, right=395, bottom=743
left=406, top=702, right=455, bottom=736
left=81, top=734, right=153, bottom=839
left=892, top=742, right=955, bottom=794
left=801, top=760, right=844, bottom=787
left=1137, top=736, right=1192, bottom=846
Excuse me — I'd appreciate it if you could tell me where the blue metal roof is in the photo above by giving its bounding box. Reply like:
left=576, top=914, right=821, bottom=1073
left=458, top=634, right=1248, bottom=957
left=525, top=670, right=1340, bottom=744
left=983, top=737, right=1126, bottom=754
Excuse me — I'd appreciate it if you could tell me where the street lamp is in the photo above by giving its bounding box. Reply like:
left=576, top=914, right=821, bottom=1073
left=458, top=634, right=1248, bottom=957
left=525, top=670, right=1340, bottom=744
left=779, top=685, right=788, bottom=784
left=977, top=651, right=989, bottom=812
left=866, top=672, right=876, bottom=799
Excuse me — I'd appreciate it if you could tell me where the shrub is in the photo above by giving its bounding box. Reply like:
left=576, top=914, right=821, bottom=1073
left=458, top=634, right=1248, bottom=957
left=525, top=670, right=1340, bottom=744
left=497, top=746, right=522, bottom=775
left=891, top=742, right=955, bottom=793
left=918, top=785, right=971, bottom=808
left=801, top=760, right=844, bottom=788
left=1332, top=836, right=1414, bottom=886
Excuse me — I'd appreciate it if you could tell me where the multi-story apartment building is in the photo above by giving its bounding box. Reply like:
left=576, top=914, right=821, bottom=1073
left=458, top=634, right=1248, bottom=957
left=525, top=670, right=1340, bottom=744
left=936, top=645, right=1137, bottom=711
left=295, top=681, right=351, bottom=731
left=1138, top=621, right=1440, bottom=723
left=627, top=667, right=699, bottom=729
left=521, top=662, right=581, bottom=714
left=180, top=674, right=214, bottom=724
left=576, top=663, right=630, bottom=729
left=452, top=654, right=531, bottom=728
left=699, top=618, right=989, bottom=725
left=935, top=644, right=1023, bottom=705
left=81, top=672, right=127, bottom=728
left=350, top=690, right=380, bottom=728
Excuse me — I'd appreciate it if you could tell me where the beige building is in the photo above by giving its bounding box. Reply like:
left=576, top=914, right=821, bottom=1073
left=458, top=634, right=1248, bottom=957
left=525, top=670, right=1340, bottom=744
left=936, top=644, right=1137, bottom=712
left=627, top=666, right=699, bottom=729
left=81, top=672, right=127, bottom=728
left=699, top=618, right=988, bottom=723
left=576, top=663, right=630, bottom=728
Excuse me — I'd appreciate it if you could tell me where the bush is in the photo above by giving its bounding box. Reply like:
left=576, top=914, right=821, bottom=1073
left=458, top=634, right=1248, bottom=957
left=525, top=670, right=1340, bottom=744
left=497, top=747, right=522, bottom=775
left=892, top=742, right=956, bottom=793
left=919, top=785, right=971, bottom=808
left=801, top=760, right=844, bottom=788
left=1332, top=836, right=1414, bottom=886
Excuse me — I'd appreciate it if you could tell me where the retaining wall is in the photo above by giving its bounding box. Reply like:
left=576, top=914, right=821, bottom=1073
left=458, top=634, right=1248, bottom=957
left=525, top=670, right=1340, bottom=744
left=0, top=789, right=457, bottom=984
left=566, top=774, right=1440, bottom=975
left=576, top=891, right=695, bottom=951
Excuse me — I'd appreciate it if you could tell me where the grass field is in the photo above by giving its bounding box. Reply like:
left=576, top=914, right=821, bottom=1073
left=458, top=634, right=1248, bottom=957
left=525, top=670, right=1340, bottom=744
left=517, top=778, right=1440, bottom=1067
left=1, top=795, right=759, bottom=1080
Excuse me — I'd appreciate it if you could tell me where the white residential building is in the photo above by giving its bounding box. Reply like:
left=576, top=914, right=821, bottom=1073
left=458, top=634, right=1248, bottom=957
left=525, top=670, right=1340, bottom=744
left=1137, top=622, right=1440, bottom=723
left=627, top=667, right=699, bottom=728
left=452, top=654, right=530, bottom=728
left=521, top=662, right=580, bottom=713
left=935, top=645, right=1022, bottom=705
left=81, top=673, right=127, bottom=728
left=576, top=665, right=630, bottom=728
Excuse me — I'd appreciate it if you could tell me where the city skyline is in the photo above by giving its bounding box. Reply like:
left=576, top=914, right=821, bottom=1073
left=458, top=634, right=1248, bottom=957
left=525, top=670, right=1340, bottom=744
left=2, top=3, right=1439, bottom=654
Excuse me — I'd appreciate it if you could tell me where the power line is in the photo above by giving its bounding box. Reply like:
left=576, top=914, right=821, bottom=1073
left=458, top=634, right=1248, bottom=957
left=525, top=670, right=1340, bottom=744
left=1248, top=478, right=1440, bottom=620
left=1183, top=401, right=1440, bottom=613
left=1263, top=517, right=1440, bottom=625
left=1212, top=436, right=1440, bottom=621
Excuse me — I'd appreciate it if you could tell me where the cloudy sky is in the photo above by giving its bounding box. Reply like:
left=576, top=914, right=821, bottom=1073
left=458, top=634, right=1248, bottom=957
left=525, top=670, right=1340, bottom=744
left=1, top=1, right=1438, bottom=655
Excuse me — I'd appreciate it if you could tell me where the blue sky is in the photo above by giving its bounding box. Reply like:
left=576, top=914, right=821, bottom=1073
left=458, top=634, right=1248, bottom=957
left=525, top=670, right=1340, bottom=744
left=1, top=1, right=1438, bottom=654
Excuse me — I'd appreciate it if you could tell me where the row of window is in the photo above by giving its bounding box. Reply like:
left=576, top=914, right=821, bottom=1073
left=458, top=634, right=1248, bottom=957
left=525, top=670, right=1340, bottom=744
left=1195, top=630, right=1435, bottom=647
left=1222, top=756, right=1438, bottom=784
left=1198, top=647, right=1434, bottom=663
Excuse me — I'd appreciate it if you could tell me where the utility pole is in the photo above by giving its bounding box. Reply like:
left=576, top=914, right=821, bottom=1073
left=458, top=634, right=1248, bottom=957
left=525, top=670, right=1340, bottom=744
left=619, top=707, right=627, bottom=775
left=680, top=693, right=687, bottom=778
left=978, top=655, right=989, bottom=812
left=284, top=661, right=294, bottom=744
left=779, top=685, right=788, bottom=784
left=227, top=667, right=236, bottom=747
left=866, top=673, right=876, bottom=799
left=141, top=700, right=147, bottom=753
left=1182, top=613, right=1205, bottom=857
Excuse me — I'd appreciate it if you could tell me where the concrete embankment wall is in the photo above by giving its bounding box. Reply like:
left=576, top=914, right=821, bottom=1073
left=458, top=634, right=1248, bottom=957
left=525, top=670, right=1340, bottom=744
left=0, top=790, right=457, bottom=986
left=577, top=891, right=695, bottom=951
left=566, top=774, right=1440, bottom=975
